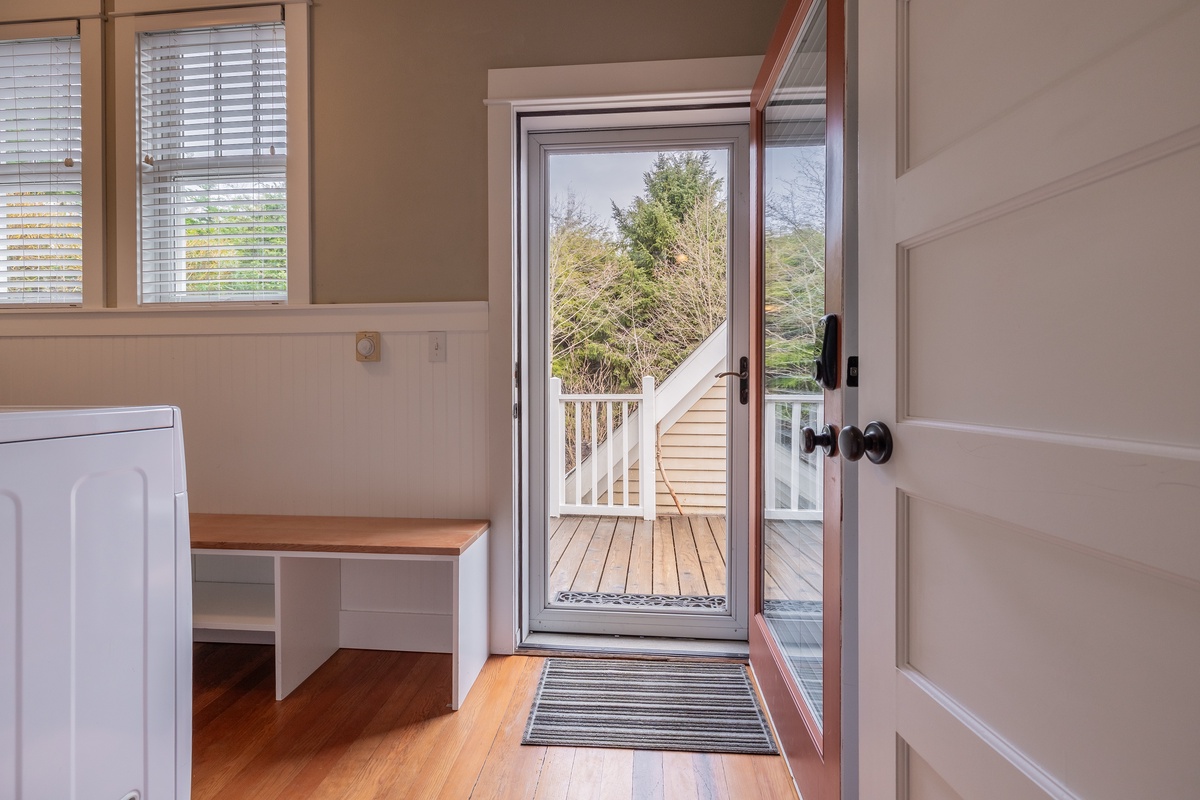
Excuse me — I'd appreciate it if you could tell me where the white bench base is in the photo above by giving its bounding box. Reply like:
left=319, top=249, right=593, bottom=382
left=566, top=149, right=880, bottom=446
left=192, top=530, right=489, bottom=710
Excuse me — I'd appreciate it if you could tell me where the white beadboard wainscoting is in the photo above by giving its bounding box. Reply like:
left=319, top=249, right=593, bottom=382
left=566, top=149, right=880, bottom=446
left=0, top=302, right=492, bottom=653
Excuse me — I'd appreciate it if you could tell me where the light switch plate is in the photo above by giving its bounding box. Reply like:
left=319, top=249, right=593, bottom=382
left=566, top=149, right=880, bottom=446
left=429, top=331, right=447, bottom=362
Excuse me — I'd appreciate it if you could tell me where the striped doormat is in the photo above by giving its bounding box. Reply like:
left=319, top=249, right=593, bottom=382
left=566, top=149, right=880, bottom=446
left=522, top=658, right=778, bottom=755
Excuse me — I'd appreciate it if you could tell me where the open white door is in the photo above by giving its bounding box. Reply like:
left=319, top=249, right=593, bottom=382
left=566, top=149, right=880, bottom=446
left=857, top=1, right=1200, bottom=797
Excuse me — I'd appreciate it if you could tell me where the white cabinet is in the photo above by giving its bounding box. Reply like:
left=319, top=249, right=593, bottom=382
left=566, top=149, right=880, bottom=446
left=0, top=407, right=191, bottom=800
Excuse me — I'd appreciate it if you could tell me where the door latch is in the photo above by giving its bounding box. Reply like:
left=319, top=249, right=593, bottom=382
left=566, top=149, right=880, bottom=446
left=813, top=314, right=839, bottom=390
left=715, top=356, right=749, bottom=405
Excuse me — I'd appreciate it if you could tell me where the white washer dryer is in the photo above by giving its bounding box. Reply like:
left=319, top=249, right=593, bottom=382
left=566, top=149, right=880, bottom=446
left=0, top=406, right=191, bottom=800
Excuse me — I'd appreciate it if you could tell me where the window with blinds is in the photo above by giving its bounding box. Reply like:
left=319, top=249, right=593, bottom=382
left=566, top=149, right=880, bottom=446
left=0, top=35, right=82, bottom=305
left=138, top=22, right=286, bottom=303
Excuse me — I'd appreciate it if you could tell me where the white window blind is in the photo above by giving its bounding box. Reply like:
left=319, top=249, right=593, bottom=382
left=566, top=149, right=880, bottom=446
left=138, top=22, right=286, bottom=303
left=0, top=35, right=82, bottom=305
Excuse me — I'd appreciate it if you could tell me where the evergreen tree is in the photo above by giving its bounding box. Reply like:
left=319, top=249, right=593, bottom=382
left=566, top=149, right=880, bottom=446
left=613, top=152, right=724, bottom=274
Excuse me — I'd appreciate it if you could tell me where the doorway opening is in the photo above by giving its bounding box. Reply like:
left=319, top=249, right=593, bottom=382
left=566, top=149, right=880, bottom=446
left=524, top=122, right=750, bottom=642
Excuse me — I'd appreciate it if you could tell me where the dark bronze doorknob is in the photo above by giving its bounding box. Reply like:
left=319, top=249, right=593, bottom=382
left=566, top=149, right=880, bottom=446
left=837, top=421, right=893, bottom=464
left=800, top=424, right=838, bottom=457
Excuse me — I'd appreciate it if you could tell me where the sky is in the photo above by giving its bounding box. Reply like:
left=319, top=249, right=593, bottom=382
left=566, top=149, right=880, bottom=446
left=548, top=148, right=729, bottom=233
left=547, top=145, right=824, bottom=234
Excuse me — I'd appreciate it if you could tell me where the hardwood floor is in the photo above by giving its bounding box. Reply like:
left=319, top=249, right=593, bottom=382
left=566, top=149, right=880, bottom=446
left=192, top=644, right=799, bottom=799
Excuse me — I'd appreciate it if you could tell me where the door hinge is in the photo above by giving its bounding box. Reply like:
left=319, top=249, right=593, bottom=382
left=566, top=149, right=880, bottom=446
left=513, top=403, right=520, bottom=419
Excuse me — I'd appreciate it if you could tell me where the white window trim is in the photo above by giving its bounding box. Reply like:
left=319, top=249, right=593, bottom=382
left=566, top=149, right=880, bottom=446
left=108, top=0, right=310, bottom=15
left=484, top=56, right=761, bottom=655
left=0, top=16, right=103, bottom=309
left=113, top=2, right=311, bottom=308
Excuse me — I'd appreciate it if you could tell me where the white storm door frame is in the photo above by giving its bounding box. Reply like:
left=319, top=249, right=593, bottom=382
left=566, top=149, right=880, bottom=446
left=524, top=121, right=751, bottom=640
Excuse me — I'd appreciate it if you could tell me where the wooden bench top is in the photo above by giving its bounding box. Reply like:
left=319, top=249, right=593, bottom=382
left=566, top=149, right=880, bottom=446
left=190, top=513, right=489, bottom=556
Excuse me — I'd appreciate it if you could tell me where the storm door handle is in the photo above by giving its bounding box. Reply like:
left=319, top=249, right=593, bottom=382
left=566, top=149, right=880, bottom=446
left=715, top=356, right=749, bottom=405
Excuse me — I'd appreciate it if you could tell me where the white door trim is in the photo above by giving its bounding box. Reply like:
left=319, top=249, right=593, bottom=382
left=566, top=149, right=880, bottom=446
left=486, top=57, right=759, bottom=653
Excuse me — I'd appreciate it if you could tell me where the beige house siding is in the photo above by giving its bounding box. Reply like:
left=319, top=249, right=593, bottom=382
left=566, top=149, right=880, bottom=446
left=607, top=380, right=728, bottom=515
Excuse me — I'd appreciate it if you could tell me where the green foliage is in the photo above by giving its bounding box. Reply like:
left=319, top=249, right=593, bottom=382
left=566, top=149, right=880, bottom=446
left=549, top=194, right=638, bottom=391
left=551, top=149, right=824, bottom=399
left=181, top=188, right=286, bottom=296
left=764, top=225, right=824, bottom=393
left=764, top=153, right=825, bottom=394
left=612, top=152, right=724, bottom=274
left=551, top=152, right=729, bottom=395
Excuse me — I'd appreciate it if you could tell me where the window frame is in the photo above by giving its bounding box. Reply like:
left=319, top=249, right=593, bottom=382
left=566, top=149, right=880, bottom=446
left=0, top=13, right=103, bottom=309
left=114, top=2, right=310, bottom=308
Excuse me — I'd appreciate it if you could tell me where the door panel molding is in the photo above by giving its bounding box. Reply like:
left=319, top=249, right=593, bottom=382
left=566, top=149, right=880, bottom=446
left=897, top=673, right=1072, bottom=800
left=859, top=0, right=1200, bottom=794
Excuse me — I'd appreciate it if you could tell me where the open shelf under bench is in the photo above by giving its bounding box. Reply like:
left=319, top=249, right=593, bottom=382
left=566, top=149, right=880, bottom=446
left=190, top=513, right=490, bottom=709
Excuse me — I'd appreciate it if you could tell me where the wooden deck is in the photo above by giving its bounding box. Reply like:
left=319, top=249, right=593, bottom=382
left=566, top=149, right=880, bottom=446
left=762, top=518, right=823, bottom=602
left=546, top=515, right=824, bottom=603
left=548, top=515, right=727, bottom=598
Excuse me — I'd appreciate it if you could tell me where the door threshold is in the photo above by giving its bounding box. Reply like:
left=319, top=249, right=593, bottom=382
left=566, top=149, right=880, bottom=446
left=519, top=632, right=749, bottom=661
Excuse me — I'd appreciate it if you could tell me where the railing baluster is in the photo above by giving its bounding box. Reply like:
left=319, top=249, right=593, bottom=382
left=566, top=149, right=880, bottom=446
left=640, top=376, right=656, bottom=521
left=606, top=401, right=614, bottom=507
left=787, top=402, right=796, bottom=510
left=590, top=401, right=599, bottom=506
left=764, top=400, right=777, bottom=512
left=814, top=398, right=824, bottom=515
left=577, top=402, right=583, bottom=503
left=622, top=401, right=630, bottom=507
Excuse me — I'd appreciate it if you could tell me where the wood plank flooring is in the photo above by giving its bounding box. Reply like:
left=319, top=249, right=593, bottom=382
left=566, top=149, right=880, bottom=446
left=192, top=644, right=799, bottom=799
left=546, top=515, right=824, bottom=604
left=762, top=519, right=823, bottom=602
left=547, top=515, right=728, bottom=598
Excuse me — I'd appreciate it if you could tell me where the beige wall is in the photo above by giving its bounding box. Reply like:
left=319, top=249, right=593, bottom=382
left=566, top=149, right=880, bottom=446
left=308, top=0, right=783, bottom=303
left=101, top=0, right=782, bottom=303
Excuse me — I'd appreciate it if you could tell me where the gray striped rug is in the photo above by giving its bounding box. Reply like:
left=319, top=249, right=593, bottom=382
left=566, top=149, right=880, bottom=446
left=522, top=658, right=778, bottom=755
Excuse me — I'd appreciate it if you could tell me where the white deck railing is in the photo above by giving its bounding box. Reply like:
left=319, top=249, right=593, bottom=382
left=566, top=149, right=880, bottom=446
left=765, top=393, right=824, bottom=521
left=549, top=380, right=824, bottom=522
left=548, top=376, right=656, bottom=520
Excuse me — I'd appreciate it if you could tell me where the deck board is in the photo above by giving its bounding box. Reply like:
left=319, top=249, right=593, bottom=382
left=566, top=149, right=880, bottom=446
left=626, top=519, right=655, bottom=594
left=708, top=515, right=728, bottom=562
left=547, top=516, right=581, bottom=574
left=672, top=515, right=708, bottom=596
left=548, top=515, right=726, bottom=599
left=546, top=515, right=824, bottom=606
left=598, top=518, right=636, bottom=593
left=652, top=518, right=680, bottom=595
left=764, top=519, right=823, bottom=602
left=549, top=517, right=598, bottom=593
left=572, top=517, right=618, bottom=592
left=692, top=517, right=727, bottom=598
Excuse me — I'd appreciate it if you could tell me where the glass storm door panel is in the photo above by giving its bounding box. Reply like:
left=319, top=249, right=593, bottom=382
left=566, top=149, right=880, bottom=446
left=525, top=123, right=750, bottom=641
left=751, top=0, right=844, bottom=797
left=762, top=3, right=829, bottom=727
